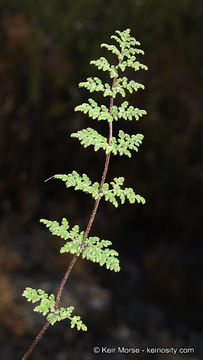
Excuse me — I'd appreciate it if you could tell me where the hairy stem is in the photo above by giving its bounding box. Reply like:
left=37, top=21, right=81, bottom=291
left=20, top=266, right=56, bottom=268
left=21, top=74, right=118, bottom=360
left=22, top=322, right=50, bottom=360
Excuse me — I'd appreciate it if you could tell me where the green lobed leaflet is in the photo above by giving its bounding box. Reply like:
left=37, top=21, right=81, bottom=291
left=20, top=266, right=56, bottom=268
left=22, top=287, right=87, bottom=330
left=71, top=128, right=144, bottom=157
left=54, top=171, right=145, bottom=207
left=40, top=218, right=120, bottom=272
left=75, top=99, right=147, bottom=122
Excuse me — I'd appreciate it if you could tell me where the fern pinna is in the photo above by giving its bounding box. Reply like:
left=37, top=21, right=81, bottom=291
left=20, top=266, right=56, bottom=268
left=22, top=29, right=148, bottom=360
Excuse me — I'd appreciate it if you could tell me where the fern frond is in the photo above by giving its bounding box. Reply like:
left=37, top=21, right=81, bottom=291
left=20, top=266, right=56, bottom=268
left=112, top=101, right=147, bottom=121
left=82, top=236, right=120, bottom=272
left=113, top=77, right=145, bottom=97
left=40, top=218, right=70, bottom=240
left=102, top=177, right=146, bottom=207
left=102, top=29, right=146, bottom=63
left=22, top=29, right=148, bottom=347
left=71, top=127, right=108, bottom=152
left=117, top=58, right=148, bottom=72
left=40, top=219, right=120, bottom=272
left=79, top=77, right=115, bottom=97
left=90, top=57, right=118, bottom=78
left=22, top=288, right=55, bottom=316
left=22, top=287, right=87, bottom=330
left=101, top=43, right=123, bottom=60
left=111, top=130, right=144, bottom=157
left=54, top=171, right=100, bottom=200
left=71, top=128, right=144, bottom=157
left=75, top=98, right=112, bottom=122
left=78, top=76, right=144, bottom=98
left=40, top=218, right=83, bottom=255
left=54, top=172, right=145, bottom=207
left=75, top=99, right=146, bottom=122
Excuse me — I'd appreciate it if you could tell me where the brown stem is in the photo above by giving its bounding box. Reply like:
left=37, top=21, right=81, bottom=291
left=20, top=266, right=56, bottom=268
left=55, top=253, right=78, bottom=308
left=22, top=322, right=50, bottom=360
left=55, top=110, right=114, bottom=310
left=81, top=122, right=112, bottom=246
left=54, top=76, right=116, bottom=307
left=21, top=71, right=119, bottom=360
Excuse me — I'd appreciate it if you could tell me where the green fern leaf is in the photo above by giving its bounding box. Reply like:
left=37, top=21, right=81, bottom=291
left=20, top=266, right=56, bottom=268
left=54, top=172, right=100, bottom=200
left=23, top=287, right=87, bottom=330
left=75, top=98, right=112, bottom=122
left=82, top=236, right=120, bottom=272
left=101, top=43, right=123, bottom=60
left=71, top=127, right=143, bottom=157
left=90, top=57, right=118, bottom=78
left=101, top=177, right=146, bottom=207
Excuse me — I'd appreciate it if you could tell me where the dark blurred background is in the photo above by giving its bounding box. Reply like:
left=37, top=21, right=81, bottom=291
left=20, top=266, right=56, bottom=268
left=0, top=0, right=202, bottom=359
